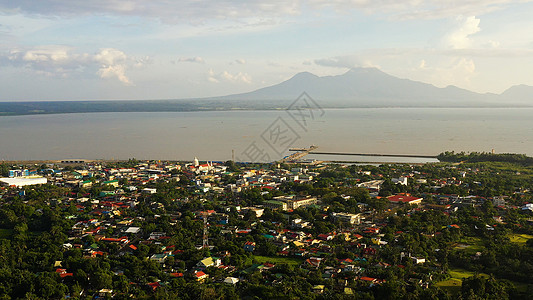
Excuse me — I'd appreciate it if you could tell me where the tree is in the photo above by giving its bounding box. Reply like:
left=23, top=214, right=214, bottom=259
left=0, top=164, right=9, bottom=177
left=224, top=160, right=240, bottom=172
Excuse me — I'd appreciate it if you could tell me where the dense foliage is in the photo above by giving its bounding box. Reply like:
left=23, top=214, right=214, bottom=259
left=1, top=160, right=533, bottom=299
left=438, top=151, right=533, bottom=165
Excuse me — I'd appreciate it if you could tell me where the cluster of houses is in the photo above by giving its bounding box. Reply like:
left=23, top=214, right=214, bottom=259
left=1, top=159, right=530, bottom=296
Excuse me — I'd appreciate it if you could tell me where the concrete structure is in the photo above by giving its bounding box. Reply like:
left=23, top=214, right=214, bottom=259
left=392, top=177, right=408, bottom=185
left=224, top=277, right=239, bottom=285
left=271, top=195, right=320, bottom=210
left=0, top=177, right=47, bottom=187
left=243, top=207, right=264, bottom=218
left=388, top=194, right=423, bottom=205
left=9, top=169, right=30, bottom=177
left=263, top=200, right=287, bottom=211
left=357, top=180, right=384, bottom=191
left=332, top=212, right=362, bottom=225
left=287, top=196, right=319, bottom=210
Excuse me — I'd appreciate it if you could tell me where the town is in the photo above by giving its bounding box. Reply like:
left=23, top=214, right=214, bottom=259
left=0, top=154, right=532, bottom=299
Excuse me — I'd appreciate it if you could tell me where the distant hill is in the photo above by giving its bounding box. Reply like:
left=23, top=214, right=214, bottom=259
left=213, top=68, right=506, bottom=107
left=1, top=68, right=532, bottom=115
left=500, top=84, right=533, bottom=105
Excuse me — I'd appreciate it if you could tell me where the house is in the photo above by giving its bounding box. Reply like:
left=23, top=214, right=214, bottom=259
left=332, top=212, right=362, bottom=225
left=223, top=277, right=239, bottom=285
left=147, top=282, right=161, bottom=291
left=142, top=188, right=157, bottom=194
left=242, top=207, right=264, bottom=217
left=388, top=194, right=423, bottom=205
left=392, top=177, right=409, bottom=185
left=412, top=257, right=426, bottom=264
left=97, top=289, right=114, bottom=297
left=312, top=285, right=325, bottom=294
left=103, top=180, right=119, bottom=187
left=196, top=257, right=221, bottom=269
left=150, top=254, right=168, bottom=263
left=304, top=257, right=322, bottom=269
left=318, top=233, right=335, bottom=241
left=360, top=276, right=377, bottom=283
left=357, top=180, right=384, bottom=191
left=243, top=241, right=256, bottom=252
left=194, top=271, right=209, bottom=282
left=125, top=227, right=141, bottom=234
left=522, top=203, right=533, bottom=212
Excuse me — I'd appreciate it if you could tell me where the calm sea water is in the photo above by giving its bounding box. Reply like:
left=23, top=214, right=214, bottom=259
left=0, top=108, right=532, bottom=162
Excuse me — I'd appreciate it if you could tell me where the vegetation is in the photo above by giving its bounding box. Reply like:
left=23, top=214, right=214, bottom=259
left=438, top=151, right=533, bottom=166
left=1, top=158, right=533, bottom=299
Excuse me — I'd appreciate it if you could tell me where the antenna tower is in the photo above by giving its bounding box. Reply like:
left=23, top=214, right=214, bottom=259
left=202, top=211, right=209, bottom=249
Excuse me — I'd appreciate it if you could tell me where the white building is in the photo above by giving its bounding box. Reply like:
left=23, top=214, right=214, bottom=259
left=392, top=177, right=408, bottom=185
left=0, top=177, right=47, bottom=187
left=332, top=212, right=362, bottom=225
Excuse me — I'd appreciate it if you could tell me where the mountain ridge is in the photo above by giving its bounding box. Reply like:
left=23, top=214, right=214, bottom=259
left=211, top=67, right=530, bottom=107
left=1, top=68, right=532, bottom=116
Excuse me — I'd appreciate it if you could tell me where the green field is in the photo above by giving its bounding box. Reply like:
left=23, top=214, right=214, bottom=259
left=253, top=255, right=303, bottom=266
left=435, top=269, right=489, bottom=294
left=509, top=233, right=533, bottom=244
left=454, top=237, right=484, bottom=255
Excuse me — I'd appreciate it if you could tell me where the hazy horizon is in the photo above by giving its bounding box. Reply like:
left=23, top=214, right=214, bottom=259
left=2, top=1, right=533, bottom=101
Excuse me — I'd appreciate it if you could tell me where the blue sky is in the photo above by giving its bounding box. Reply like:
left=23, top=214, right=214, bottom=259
left=1, top=0, right=533, bottom=101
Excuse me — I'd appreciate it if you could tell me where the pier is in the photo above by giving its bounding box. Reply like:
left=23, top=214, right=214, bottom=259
left=304, top=152, right=437, bottom=159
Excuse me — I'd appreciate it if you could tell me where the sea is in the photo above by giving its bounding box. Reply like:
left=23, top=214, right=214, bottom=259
left=1, top=107, right=532, bottom=163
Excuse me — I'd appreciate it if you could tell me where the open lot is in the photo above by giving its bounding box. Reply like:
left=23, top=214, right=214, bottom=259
left=435, top=269, right=489, bottom=294
left=509, top=233, right=533, bottom=245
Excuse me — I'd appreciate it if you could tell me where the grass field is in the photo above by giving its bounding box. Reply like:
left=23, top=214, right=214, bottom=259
left=509, top=233, right=533, bottom=245
left=0, top=229, right=13, bottom=239
left=253, top=255, right=303, bottom=266
left=453, top=237, right=484, bottom=255
left=435, top=269, right=489, bottom=294
left=435, top=278, right=463, bottom=294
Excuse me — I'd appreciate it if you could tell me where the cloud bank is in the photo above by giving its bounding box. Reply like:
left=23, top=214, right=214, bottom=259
left=3, top=46, right=146, bottom=85
left=0, top=0, right=528, bottom=23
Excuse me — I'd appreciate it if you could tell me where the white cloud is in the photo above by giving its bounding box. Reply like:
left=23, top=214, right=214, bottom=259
left=207, top=69, right=252, bottom=84
left=2, top=0, right=528, bottom=23
left=94, top=48, right=132, bottom=85
left=178, top=56, right=205, bottom=63
left=5, top=45, right=90, bottom=76
left=411, top=57, right=477, bottom=88
left=314, top=56, right=379, bottom=69
left=0, top=1, right=300, bottom=24
left=97, top=64, right=131, bottom=85
left=94, top=48, right=127, bottom=66
left=207, top=69, right=219, bottom=83
left=234, top=59, right=246, bottom=65
left=3, top=46, right=142, bottom=85
left=308, top=0, right=527, bottom=20
left=444, top=16, right=481, bottom=49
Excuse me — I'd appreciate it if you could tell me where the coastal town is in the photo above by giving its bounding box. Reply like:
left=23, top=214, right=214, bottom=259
left=0, top=154, right=533, bottom=299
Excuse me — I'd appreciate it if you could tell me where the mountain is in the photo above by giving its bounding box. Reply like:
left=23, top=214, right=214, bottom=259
left=500, top=85, right=533, bottom=105
left=1, top=68, right=532, bottom=116
left=213, top=68, right=530, bottom=107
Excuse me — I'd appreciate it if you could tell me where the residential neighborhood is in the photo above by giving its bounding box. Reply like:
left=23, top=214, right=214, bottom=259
left=0, top=154, right=532, bottom=299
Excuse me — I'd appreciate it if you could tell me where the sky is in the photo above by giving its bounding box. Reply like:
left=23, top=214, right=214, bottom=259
left=1, top=0, right=533, bottom=101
